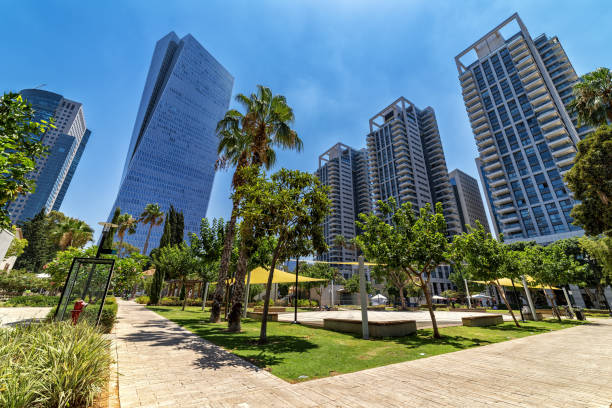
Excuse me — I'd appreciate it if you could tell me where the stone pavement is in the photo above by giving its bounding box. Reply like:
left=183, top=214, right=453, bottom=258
left=0, top=306, right=52, bottom=327
left=277, top=309, right=513, bottom=328
left=115, top=300, right=612, bottom=407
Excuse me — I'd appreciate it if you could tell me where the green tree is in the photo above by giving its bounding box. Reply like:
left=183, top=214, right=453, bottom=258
left=452, top=222, right=521, bottom=327
left=115, top=212, right=138, bottom=255
left=579, top=235, right=612, bottom=311
left=0, top=92, right=51, bottom=229
left=211, top=85, right=303, bottom=323
left=564, top=125, right=612, bottom=236
left=190, top=217, right=226, bottom=301
left=101, top=207, right=121, bottom=251
left=112, top=253, right=148, bottom=296
left=356, top=198, right=450, bottom=338
left=5, top=226, right=27, bottom=258
left=342, top=273, right=372, bottom=295
left=300, top=262, right=336, bottom=306
left=139, top=203, right=164, bottom=254
left=568, top=67, right=612, bottom=127
left=50, top=216, right=94, bottom=250
left=233, top=167, right=329, bottom=341
left=15, top=208, right=56, bottom=273
left=45, top=246, right=97, bottom=288
left=152, top=243, right=199, bottom=310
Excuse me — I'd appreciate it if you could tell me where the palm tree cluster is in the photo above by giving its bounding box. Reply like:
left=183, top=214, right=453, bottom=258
left=48, top=211, right=94, bottom=250
left=210, top=85, right=303, bottom=329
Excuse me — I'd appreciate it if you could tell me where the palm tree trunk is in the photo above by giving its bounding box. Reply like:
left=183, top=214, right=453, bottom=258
left=118, top=235, right=125, bottom=258
left=210, top=199, right=239, bottom=323
left=493, top=281, right=520, bottom=327
left=228, top=238, right=249, bottom=332
left=420, top=276, right=440, bottom=339
left=142, top=224, right=153, bottom=255
left=259, top=244, right=281, bottom=345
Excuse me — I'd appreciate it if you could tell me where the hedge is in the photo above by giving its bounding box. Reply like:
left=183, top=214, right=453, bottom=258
left=1, top=295, right=60, bottom=307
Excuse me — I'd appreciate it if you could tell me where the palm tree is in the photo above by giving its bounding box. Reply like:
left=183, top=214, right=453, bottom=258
left=116, top=212, right=138, bottom=256
left=140, top=204, right=164, bottom=255
left=568, top=67, right=612, bottom=128
left=51, top=217, right=94, bottom=250
left=211, top=85, right=303, bottom=328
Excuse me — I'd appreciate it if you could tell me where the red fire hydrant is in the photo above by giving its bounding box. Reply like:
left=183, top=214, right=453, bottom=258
left=71, top=300, right=88, bottom=325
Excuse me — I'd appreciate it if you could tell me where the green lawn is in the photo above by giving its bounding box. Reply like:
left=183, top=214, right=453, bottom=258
left=149, top=306, right=584, bottom=383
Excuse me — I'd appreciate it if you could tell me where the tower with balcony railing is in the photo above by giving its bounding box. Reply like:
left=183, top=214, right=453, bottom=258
left=455, top=13, right=585, bottom=244
left=366, top=97, right=461, bottom=237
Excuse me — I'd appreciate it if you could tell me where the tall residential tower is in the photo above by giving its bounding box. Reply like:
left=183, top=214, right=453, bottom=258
left=455, top=14, right=585, bottom=243
left=366, top=97, right=461, bottom=237
left=109, top=32, right=233, bottom=252
left=449, top=168, right=490, bottom=233
left=316, top=143, right=371, bottom=279
left=9, top=89, right=90, bottom=223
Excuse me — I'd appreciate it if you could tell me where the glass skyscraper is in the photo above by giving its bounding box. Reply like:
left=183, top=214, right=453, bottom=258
left=8, top=89, right=90, bottom=224
left=455, top=13, right=587, bottom=244
left=109, top=32, right=233, bottom=253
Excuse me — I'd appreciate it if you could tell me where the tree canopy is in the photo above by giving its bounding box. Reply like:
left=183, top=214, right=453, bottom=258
left=568, top=67, right=612, bottom=128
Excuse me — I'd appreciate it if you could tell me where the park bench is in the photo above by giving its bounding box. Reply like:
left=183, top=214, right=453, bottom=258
left=246, top=311, right=279, bottom=321
left=461, top=315, right=503, bottom=327
left=323, top=318, right=417, bottom=337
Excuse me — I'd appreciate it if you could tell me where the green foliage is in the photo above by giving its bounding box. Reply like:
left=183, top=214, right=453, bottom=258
left=80, top=298, right=118, bottom=334
left=568, top=67, right=612, bottom=127
left=356, top=198, right=449, bottom=335
left=565, top=125, right=612, bottom=236
left=135, top=295, right=150, bottom=304
left=15, top=209, right=57, bottom=273
left=2, top=295, right=59, bottom=307
left=112, top=253, right=148, bottom=295
left=0, top=92, right=51, bottom=229
left=152, top=243, right=199, bottom=309
left=579, top=235, right=612, bottom=281
left=0, top=321, right=111, bottom=408
left=190, top=217, right=226, bottom=283
left=48, top=212, right=93, bottom=250
left=5, top=226, right=27, bottom=258
left=342, top=273, right=373, bottom=294
left=158, top=296, right=202, bottom=307
left=115, top=211, right=138, bottom=254
left=101, top=207, right=121, bottom=251
left=139, top=203, right=164, bottom=254
left=0, top=269, right=52, bottom=293
left=44, top=246, right=97, bottom=288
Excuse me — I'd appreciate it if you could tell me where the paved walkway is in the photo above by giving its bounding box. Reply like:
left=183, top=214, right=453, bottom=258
left=277, top=309, right=513, bottom=328
left=0, top=306, right=52, bottom=327
left=115, top=301, right=612, bottom=407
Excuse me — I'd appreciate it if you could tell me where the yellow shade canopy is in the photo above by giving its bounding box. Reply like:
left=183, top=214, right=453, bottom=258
left=471, top=277, right=559, bottom=290
left=230, top=267, right=327, bottom=285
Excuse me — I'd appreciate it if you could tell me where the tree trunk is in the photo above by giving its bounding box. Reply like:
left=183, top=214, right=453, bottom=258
left=142, top=224, right=153, bottom=255
left=493, top=281, right=520, bottom=327
left=399, top=286, right=407, bottom=310
left=259, top=245, right=281, bottom=345
left=545, top=286, right=562, bottom=322
left=596, top=283, right=612, bottom=313
left=210, top=199, right=239, bottom=323
left=420, top=276, right=440, bottom=339
left=227, top=239, right=249, bottom=332
left=181, top=277, right=188, bottom=311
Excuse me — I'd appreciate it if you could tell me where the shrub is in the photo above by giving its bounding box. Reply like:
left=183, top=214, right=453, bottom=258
left=0, top=321, right=111, bottom=408
left=135, top=295, right=150, bottom=304
left=158, top=296, right=202, bottom=306
left=45, top=296, right=118, bottom=334
left=0, top=270, right=52, bottom=293
left=3, top=295, right=60, bottom=307
left=296, top=298, right=318, bottom=307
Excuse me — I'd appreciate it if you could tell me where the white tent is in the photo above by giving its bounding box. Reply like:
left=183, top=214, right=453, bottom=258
left=371, top=294, right=388, bottom=306
left=471, top=294, right=492, bottom=299
left=431, top=295, right=446, bottom=301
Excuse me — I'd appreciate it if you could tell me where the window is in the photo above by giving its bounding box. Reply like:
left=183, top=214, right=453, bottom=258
left=505, top=127, right=519, bottom=150
left=514, top=151, right=529, bottom=176
left=537, top=143, right=554, bottom=168
left=532, top=205, right=550, bottom=234
left=523, top=177, right=539, bottom=204
left=495, top=132, right=508, bottom=154
left=534, top=173, right=551, bottom=201
left=491, top=86, right=503, bottom=106
left=548, top=169, right=567, bottom=198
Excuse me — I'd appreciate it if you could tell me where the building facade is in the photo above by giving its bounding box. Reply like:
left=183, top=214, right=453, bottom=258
left=366, top=97, right=461, bottom=237
left=455, top=13, right=586, bottom=244
left=9, top=89, right=90, bottom=224
left=449, top=168, right=490, bottom=233
left=316, top=143, right=371, bottom=279
left=108, top=32, right=233, bottom=252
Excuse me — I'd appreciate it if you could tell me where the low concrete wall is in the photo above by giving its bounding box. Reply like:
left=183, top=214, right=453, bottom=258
left=524, top=312, right=544, bottom=321
left=247, top=311, right=278, bottom=321
left=462, top=315, right=503, bottom=327
left=449, top=308, right=488, bottom=313
left=323, top=318, right=416, bottom=338
left=253, top=307, right=286, bottom=313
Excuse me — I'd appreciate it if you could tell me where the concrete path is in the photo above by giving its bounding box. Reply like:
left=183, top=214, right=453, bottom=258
left=115, top=300, right=612, bottom=407
left=0, top=306, right=52, bottom=327
left=277, top=309, right=513, bottom=328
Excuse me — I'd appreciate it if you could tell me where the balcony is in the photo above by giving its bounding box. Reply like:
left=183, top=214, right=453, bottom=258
left=467, top=100, right=483, bottom=113
left=540, top=116, right=563, bottom=130
left=501, top=214, right=519, bottom=223
left=536, top=108, right=557, bottom=122
left=515, top=55, right=534, bottom=71
left=533, top=99, right=554, bottom=113
left=492, top=187, right=510, bottom=197
left=513, top=48, right=530, bottom=63
left=463, top=86, right=478, bottom=100
left=551, top=144, right=576, bottom=157
left=462, top=80, right=477, bottom=95
left=477, top=135, right=494, bottom=148
left=469, top=108, right=485, bottom=122
left=530, top=91, right=552, bottom=106
left=547, top=133, right=572, bottom=148
left=523, top=75, right=544, bottom=91
left=527, top=84, right=547, bottom=100
left=490, top=177, right=507, bottom=188
left=464, top=93, right=480, bottom=106
left=473, top=121, right=489, bottom=134
left=493, top=195, right=513, bottom=206
left=556, top=153, right=576, bottom=168
left=509, top=37, right=526, bottom=54
left=487, top=169, right=505, bottom=180
left=474, top=128, right=491, bottom=140
left=461, top=75, right=475, bottom=87
left=479, top=144, right=497, bottom=155
left=484, top=160, right=502, bottom=172
left=498, top=205, right=516, bottom=214
left=503, top=223, right=523, bottom=233
left=481, top=151, right=499, bottom=163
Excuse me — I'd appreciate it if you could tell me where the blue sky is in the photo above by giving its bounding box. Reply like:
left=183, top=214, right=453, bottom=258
left=3, top=1, right=611, bottom=241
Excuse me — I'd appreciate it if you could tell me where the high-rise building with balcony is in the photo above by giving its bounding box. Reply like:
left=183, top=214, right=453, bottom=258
left=108, top=32, right=233, bottom=252
left=366, top=97, right=461, bottom=237
left=316, top=143, right=371, bottom=279
left=455, top=13, right=586, bottom=244
left=449, top=168, right=490, bottom=233
left=8, top=89, right=90, bottom=224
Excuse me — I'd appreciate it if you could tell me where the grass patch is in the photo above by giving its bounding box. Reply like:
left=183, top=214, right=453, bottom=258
left=149, top=306, right=584, bottom=383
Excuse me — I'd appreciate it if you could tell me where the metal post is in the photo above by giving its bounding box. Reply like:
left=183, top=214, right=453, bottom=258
left=464, top=278, right=472, bottom=309
left=331, top=279, right=334, bottom=307
left=242, top=271, right=251, bottom=318
left=293, top=257, right=300, bottom=324
left=562, top=286, right=575, bottom=318
left=358, top=256, right=369, bottom=340
left=202, top=282, right=209, bottom=311
left=522, top=275, right=538, bottom=321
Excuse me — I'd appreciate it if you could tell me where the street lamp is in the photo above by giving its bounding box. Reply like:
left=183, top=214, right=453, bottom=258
left=96, top=221, right=118, bottom=258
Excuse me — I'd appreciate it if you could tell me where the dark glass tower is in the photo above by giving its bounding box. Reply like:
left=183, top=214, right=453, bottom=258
left=109, top=32, right=233, bottom=253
